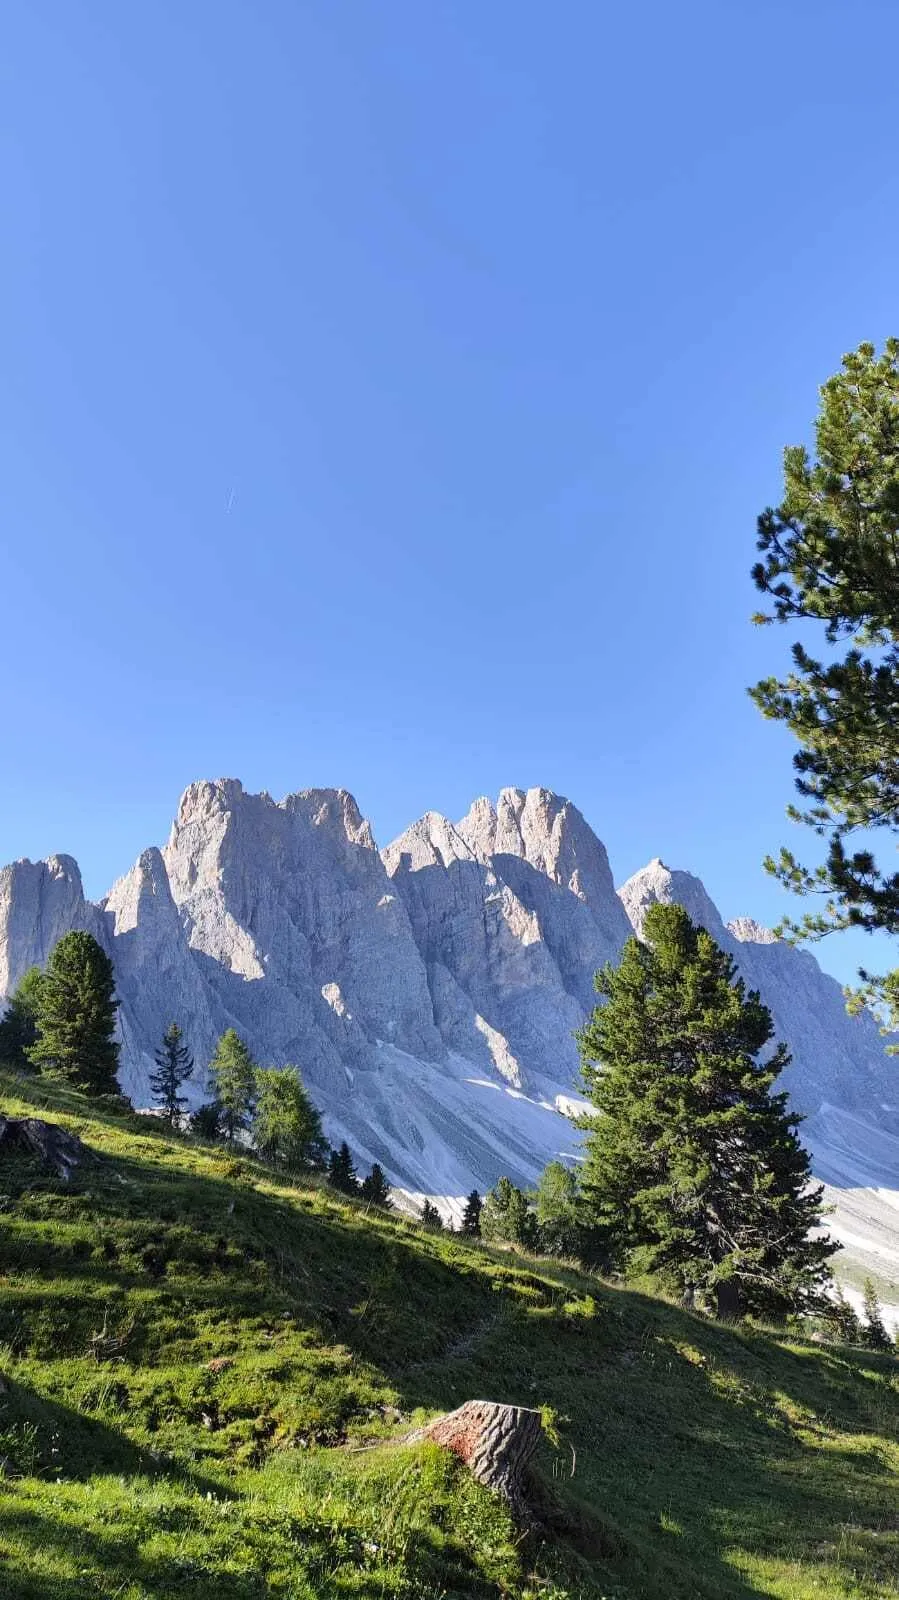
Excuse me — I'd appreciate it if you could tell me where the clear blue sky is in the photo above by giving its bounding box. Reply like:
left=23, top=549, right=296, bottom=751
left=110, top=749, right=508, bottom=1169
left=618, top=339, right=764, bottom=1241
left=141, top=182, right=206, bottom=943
left=2, top=1, right=896, bottom=987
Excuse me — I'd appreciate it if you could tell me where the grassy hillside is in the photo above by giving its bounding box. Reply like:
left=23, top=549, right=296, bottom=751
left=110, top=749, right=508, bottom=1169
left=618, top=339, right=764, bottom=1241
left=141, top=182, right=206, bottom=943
left=1, top=1070, right=899, bottom=1599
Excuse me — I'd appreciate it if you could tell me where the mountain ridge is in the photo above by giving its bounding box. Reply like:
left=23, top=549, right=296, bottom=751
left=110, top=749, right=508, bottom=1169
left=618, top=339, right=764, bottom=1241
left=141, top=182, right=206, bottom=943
left=2, top=779, right=898, bottom=1270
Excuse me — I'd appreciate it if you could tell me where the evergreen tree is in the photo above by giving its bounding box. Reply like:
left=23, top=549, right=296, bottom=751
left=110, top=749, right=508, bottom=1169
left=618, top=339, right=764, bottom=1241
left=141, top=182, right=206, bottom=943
left=191, top=1101, right=223, bottom=1141
left=251, top=1066, right=327, bottom=1170
left=460, top=1190, right=482, bottom=1237
left=150, top=1023, right=194, bottom=1127
left=360, top=1162, right=392, bottom=1208
left=862, top=1278, right=892, bottom=1350
left=750, top=340, right=899, bottom=1027
left=327, top=1141, right=359, bottom=1194
left=534, top=1160, right=585, bottom=1258
left=481, top=1176, right=537, bottom=1248
left=420, top=1198, right=443, bottom=1229
left=825, top=1286, right=863, bottom=1344
left=28, top=932, right=120, bottom=1094
left=0, top=967, right=45, bottom=1069
left=207, top=1030, right=256, bottom=1144
left=578, top=903, right=837, bottom=1319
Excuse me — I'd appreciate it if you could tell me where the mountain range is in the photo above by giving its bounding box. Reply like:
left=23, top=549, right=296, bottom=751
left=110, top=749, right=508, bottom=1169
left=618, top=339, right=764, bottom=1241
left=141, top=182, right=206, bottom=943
left=2, top=778, right=898, bottom=1300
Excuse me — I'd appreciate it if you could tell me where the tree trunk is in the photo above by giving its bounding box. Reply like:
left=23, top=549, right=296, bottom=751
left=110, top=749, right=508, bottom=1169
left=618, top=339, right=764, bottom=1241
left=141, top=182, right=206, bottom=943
left=0, top=1116, right=86, bottom=1181
left=413, top=1400, right=542, bottom=1518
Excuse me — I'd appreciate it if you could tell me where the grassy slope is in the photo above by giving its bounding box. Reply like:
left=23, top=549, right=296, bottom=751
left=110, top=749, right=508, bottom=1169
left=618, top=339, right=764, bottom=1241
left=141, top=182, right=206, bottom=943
left=1, top=1071, right=898, bottom=1600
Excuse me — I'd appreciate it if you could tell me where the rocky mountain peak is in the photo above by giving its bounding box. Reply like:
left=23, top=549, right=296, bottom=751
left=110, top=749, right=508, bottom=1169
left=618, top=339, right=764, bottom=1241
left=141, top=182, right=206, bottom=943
left=618, top=857, right=728, bottom=942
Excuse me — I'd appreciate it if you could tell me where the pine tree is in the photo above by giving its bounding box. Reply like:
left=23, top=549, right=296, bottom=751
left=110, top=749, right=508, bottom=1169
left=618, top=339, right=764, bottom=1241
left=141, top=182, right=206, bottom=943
left=0, top=967, right=45, bottom=1069
left=750, top=340, right=899, bottom=1026
left=460, top=1190, right=482, bottom=1237
left=327, top=1141, right=359, bottom=1194
left=150, top=1023, right=194, bottom=1127
left=862, top=1278, right=892, bottom=1349
left=207, top=1030, right=256, bottom=1144
left=28, top=932, right=120, bottom=1094
left=420, top=1199, right=443, bottom=1229
left=578, top=902, right=837, bottom=1319
left=481, top=1176, right=537, bottom=1248
left=360, top=1163, right=392, bottom=1208
left=252, top=1066, right=327, bottom=1170
left=534, top=1160, right=585, bottom=1258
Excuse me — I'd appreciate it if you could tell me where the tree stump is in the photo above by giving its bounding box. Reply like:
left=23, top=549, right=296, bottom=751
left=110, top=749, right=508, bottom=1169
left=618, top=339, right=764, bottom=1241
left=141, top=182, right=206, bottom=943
left=413, top=1400, right=542, bottom=1518
left=0, top=1116, right=86, bottom=1181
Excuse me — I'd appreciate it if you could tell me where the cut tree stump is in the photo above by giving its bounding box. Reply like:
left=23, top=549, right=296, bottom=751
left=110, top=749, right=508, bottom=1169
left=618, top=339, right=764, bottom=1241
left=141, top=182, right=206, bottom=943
left=412, top=1400, right=542, bottom=1518
left=0, top=1116, right=87, bottom=1181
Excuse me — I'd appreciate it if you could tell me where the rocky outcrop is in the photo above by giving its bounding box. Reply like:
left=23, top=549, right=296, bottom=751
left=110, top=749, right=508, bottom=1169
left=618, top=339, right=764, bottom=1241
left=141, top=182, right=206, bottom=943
left=0, top=779, right=896, bottom=1210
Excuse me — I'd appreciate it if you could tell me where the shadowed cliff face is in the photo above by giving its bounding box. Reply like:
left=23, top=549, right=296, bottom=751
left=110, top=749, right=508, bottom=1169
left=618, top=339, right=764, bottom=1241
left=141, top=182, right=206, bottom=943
left=1, top=780, right=897, bottom=1212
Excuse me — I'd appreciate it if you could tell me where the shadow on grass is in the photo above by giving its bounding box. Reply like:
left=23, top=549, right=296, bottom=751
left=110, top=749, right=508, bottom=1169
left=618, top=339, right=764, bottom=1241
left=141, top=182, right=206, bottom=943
left=2, top=1080, right=899, bottom=1599
left=0, top=1496, right=504, bottom=1600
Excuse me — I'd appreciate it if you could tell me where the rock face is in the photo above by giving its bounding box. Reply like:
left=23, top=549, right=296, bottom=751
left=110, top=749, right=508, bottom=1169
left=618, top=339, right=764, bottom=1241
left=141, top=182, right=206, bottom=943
left=617, top=858, right=895, bottom=1120
left=1, top=779, right=897, bottom=1224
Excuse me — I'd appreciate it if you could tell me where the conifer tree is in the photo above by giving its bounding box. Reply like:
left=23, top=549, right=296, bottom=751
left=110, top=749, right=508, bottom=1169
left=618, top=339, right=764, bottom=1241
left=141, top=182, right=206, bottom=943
left=360, top=1162, right=392, bottom=1208
left=252, top=1066, right=327, bottom=1170
left=826, top=1286, right=863, bottom=1344
left=0, top=967, right=44, bottom=1070
left=150, top=1023, right=194, bottom=1127
left=750, top=340, right=899, bottom=1026
left=420, top=1199, right=443, bottom=1229
left=481, top=1176, right=537, bottom=1248
left=534, top=1160, right=585, bottom=1258
left=862, top=1278, right=892, bottom=1349
left=28, top=932, right=120, bottom=1094
left=578, top=902, right=837, bottom=1319
left=191, top=1101, right=223, bottom=1141
left=460, top=1190, right=482, bottom=1237
left=207, top=1030, right=256, bottom=1144
left=327, top=1141, right=359, bottom=1194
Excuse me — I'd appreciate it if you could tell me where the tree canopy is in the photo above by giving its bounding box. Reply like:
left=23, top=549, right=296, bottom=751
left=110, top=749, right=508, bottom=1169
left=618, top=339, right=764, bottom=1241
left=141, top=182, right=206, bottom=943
left=578, top=902, right=836, bottom=1318
left=207, top=1030, right=256, bottom=1144
left=0, top=966, right=45, bottom=1070
left=751, top=339, right=899, bottom=1027
left=28, top=933, right=120, bottom=1094
left=252, top=1066, right=327, bottom=1170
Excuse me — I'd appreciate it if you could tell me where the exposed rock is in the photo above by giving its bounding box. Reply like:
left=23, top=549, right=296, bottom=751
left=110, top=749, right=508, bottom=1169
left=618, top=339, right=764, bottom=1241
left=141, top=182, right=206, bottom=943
left=0, top=778, right=897, bottom=1236
left=413, top=1399, right=542, bottom=1517
left=0, top=1116, right=87, bottom=1181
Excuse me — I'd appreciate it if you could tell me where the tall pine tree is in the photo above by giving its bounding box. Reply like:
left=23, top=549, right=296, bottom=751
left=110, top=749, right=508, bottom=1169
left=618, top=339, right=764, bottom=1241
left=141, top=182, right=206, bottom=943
left=360, top=1163, right=392, bottom=1208
left=28, top=933, right=120, bottom=1095
left=150, top=1023, right=194, bottom=1126
left=578, top=902, right=836, bottom=1319
left=327, top=1141, right=359, bottom=1194
left=207, top=1030, right=256, bottom=1144
left=460, top=1190, right=482, bottom=1237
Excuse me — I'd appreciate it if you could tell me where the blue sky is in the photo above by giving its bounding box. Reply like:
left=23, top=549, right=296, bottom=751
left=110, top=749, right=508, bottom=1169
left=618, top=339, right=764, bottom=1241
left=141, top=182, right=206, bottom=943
left=1, top=1, right=896, bottom=988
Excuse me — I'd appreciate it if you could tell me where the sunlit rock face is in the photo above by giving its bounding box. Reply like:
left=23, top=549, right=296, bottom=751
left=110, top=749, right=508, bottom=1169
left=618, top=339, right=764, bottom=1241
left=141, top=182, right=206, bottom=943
left=1, top=781, right=897, bottom=1214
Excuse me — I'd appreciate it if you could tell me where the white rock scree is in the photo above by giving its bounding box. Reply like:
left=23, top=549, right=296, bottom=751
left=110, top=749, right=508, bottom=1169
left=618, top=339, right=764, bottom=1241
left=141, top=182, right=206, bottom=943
left=2, top=780, right=898, bottom=1296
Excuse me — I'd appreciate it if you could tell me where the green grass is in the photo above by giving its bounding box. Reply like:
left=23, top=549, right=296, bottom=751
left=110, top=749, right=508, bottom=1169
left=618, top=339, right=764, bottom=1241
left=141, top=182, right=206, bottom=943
left=1, top=1069, right=899, bottom=1599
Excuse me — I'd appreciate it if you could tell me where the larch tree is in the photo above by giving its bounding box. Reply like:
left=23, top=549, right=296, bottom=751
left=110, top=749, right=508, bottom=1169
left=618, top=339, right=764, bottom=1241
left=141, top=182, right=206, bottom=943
left=207, top=1030, right=257, bottom=1144
left=0, top=967, right=45, bottom=1070
left=578, top=902, right=836, bottom=1319
left=252, top=1066, right=327, bottom=1170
